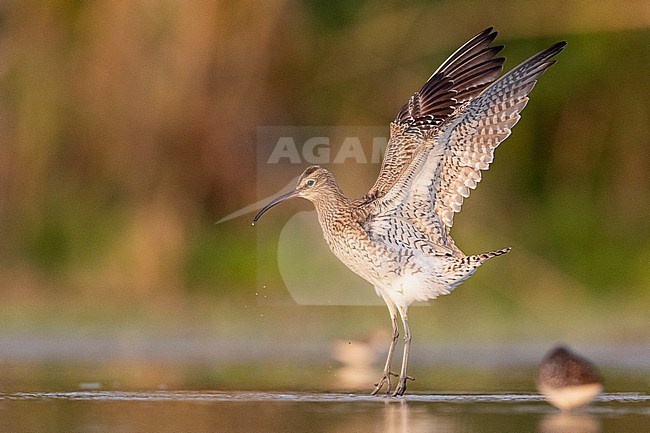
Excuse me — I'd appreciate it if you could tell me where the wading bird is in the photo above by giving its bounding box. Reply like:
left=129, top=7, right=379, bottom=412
left=254, top=28, right=565, bottom=396
left=537, top=345, right=603, bottom=410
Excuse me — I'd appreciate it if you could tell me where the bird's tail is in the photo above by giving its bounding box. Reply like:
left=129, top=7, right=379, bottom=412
left=467, top=247, right=511, bottom=265
left=438, top=247, right=511, bottom=294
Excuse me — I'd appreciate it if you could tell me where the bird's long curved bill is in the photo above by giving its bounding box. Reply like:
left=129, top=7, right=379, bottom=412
left=253, top=189, right=299, bottom=222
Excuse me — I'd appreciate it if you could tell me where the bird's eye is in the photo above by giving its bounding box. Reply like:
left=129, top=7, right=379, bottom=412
left=306, top=179, right=316, bottom=187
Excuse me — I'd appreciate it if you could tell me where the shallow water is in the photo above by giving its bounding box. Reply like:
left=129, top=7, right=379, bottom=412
left=0, top=391, right=647, bottom=433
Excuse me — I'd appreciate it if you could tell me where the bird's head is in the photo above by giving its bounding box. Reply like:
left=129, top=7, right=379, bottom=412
left=253, top=165, right=333, bottom=222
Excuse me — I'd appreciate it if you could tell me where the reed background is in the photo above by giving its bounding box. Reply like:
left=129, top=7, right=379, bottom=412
left=0, top=1, right=648, bottom=391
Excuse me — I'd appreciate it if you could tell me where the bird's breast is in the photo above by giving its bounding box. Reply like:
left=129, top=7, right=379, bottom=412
left=321, top=222, right=391, bottom=286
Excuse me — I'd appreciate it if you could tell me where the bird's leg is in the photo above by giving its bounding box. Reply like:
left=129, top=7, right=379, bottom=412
left=371, top=316, right=399, bottom=395
left=393, top=306, right=413, bottom=397
left=371, top=298, right=399, bottom=395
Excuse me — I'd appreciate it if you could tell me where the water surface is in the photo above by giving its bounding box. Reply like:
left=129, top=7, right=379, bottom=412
left=0, top=391, right=647, bottom=433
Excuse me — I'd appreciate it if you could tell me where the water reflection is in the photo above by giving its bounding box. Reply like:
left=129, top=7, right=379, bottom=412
left=376, top=401, right=459, bottom=433
left=537, top=413, right=600, bottom=433
left=319, top=399, right=466, bottom=433
left=1, top=392, right=648, bottom=433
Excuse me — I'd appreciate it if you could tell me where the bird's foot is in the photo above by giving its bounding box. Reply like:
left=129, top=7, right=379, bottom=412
left=391, top=374, right=415, bottom=397
left=371, top=371, right=397, bottom=395
left=371, top=372, right=414, bottom=396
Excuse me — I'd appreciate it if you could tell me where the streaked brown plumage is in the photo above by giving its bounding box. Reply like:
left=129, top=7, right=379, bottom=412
left=255, top=28, right=566, bottom=396
left=537, top=345, right=603, bottom=410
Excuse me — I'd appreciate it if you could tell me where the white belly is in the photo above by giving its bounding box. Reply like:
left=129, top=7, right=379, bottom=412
left=538, top=383, right=602, bottom=410
left=328, top=237, right=472, bottom=307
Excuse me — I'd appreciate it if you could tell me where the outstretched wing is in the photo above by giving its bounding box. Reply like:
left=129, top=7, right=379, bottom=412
left=367, top=27, right=505, bottom=200
left=433, top=41, right=566, bottom=230
left=365, top=41, right=566, bottom=250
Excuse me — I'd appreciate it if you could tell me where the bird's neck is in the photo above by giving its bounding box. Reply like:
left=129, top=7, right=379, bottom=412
left=311, top=182, right=351, bottom=229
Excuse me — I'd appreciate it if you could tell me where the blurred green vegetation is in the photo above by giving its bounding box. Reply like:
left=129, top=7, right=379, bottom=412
left=0, top=0, right=648, bottom=353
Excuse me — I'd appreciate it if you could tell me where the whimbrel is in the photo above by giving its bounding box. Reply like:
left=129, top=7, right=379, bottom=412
left=254, top=28, right=566, bottom=396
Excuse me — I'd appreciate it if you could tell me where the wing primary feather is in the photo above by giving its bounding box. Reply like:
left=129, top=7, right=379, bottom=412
left=428, top=40, right=566, bottom=228
left=433, top=27, right=497, bottom=76
left=394, top=28, right=505, bottom=126
left=443, top=45, right=505, bottom=77
left=366, top=39, right=566, bottom=244
left=366, top=31, right=563, bottom=205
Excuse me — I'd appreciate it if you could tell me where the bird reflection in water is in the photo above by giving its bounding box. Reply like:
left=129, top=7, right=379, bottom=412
left=538, top=413, right=600, bottom=433
left=346, top=401, right=460, bottom=433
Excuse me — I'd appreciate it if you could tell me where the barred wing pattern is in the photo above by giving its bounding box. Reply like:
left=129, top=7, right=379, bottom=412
left=364, top=42, right=566, bottom=254
left=367, top=28, right=505, bottom=200
left=433, top=42, right=566, bottom=230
